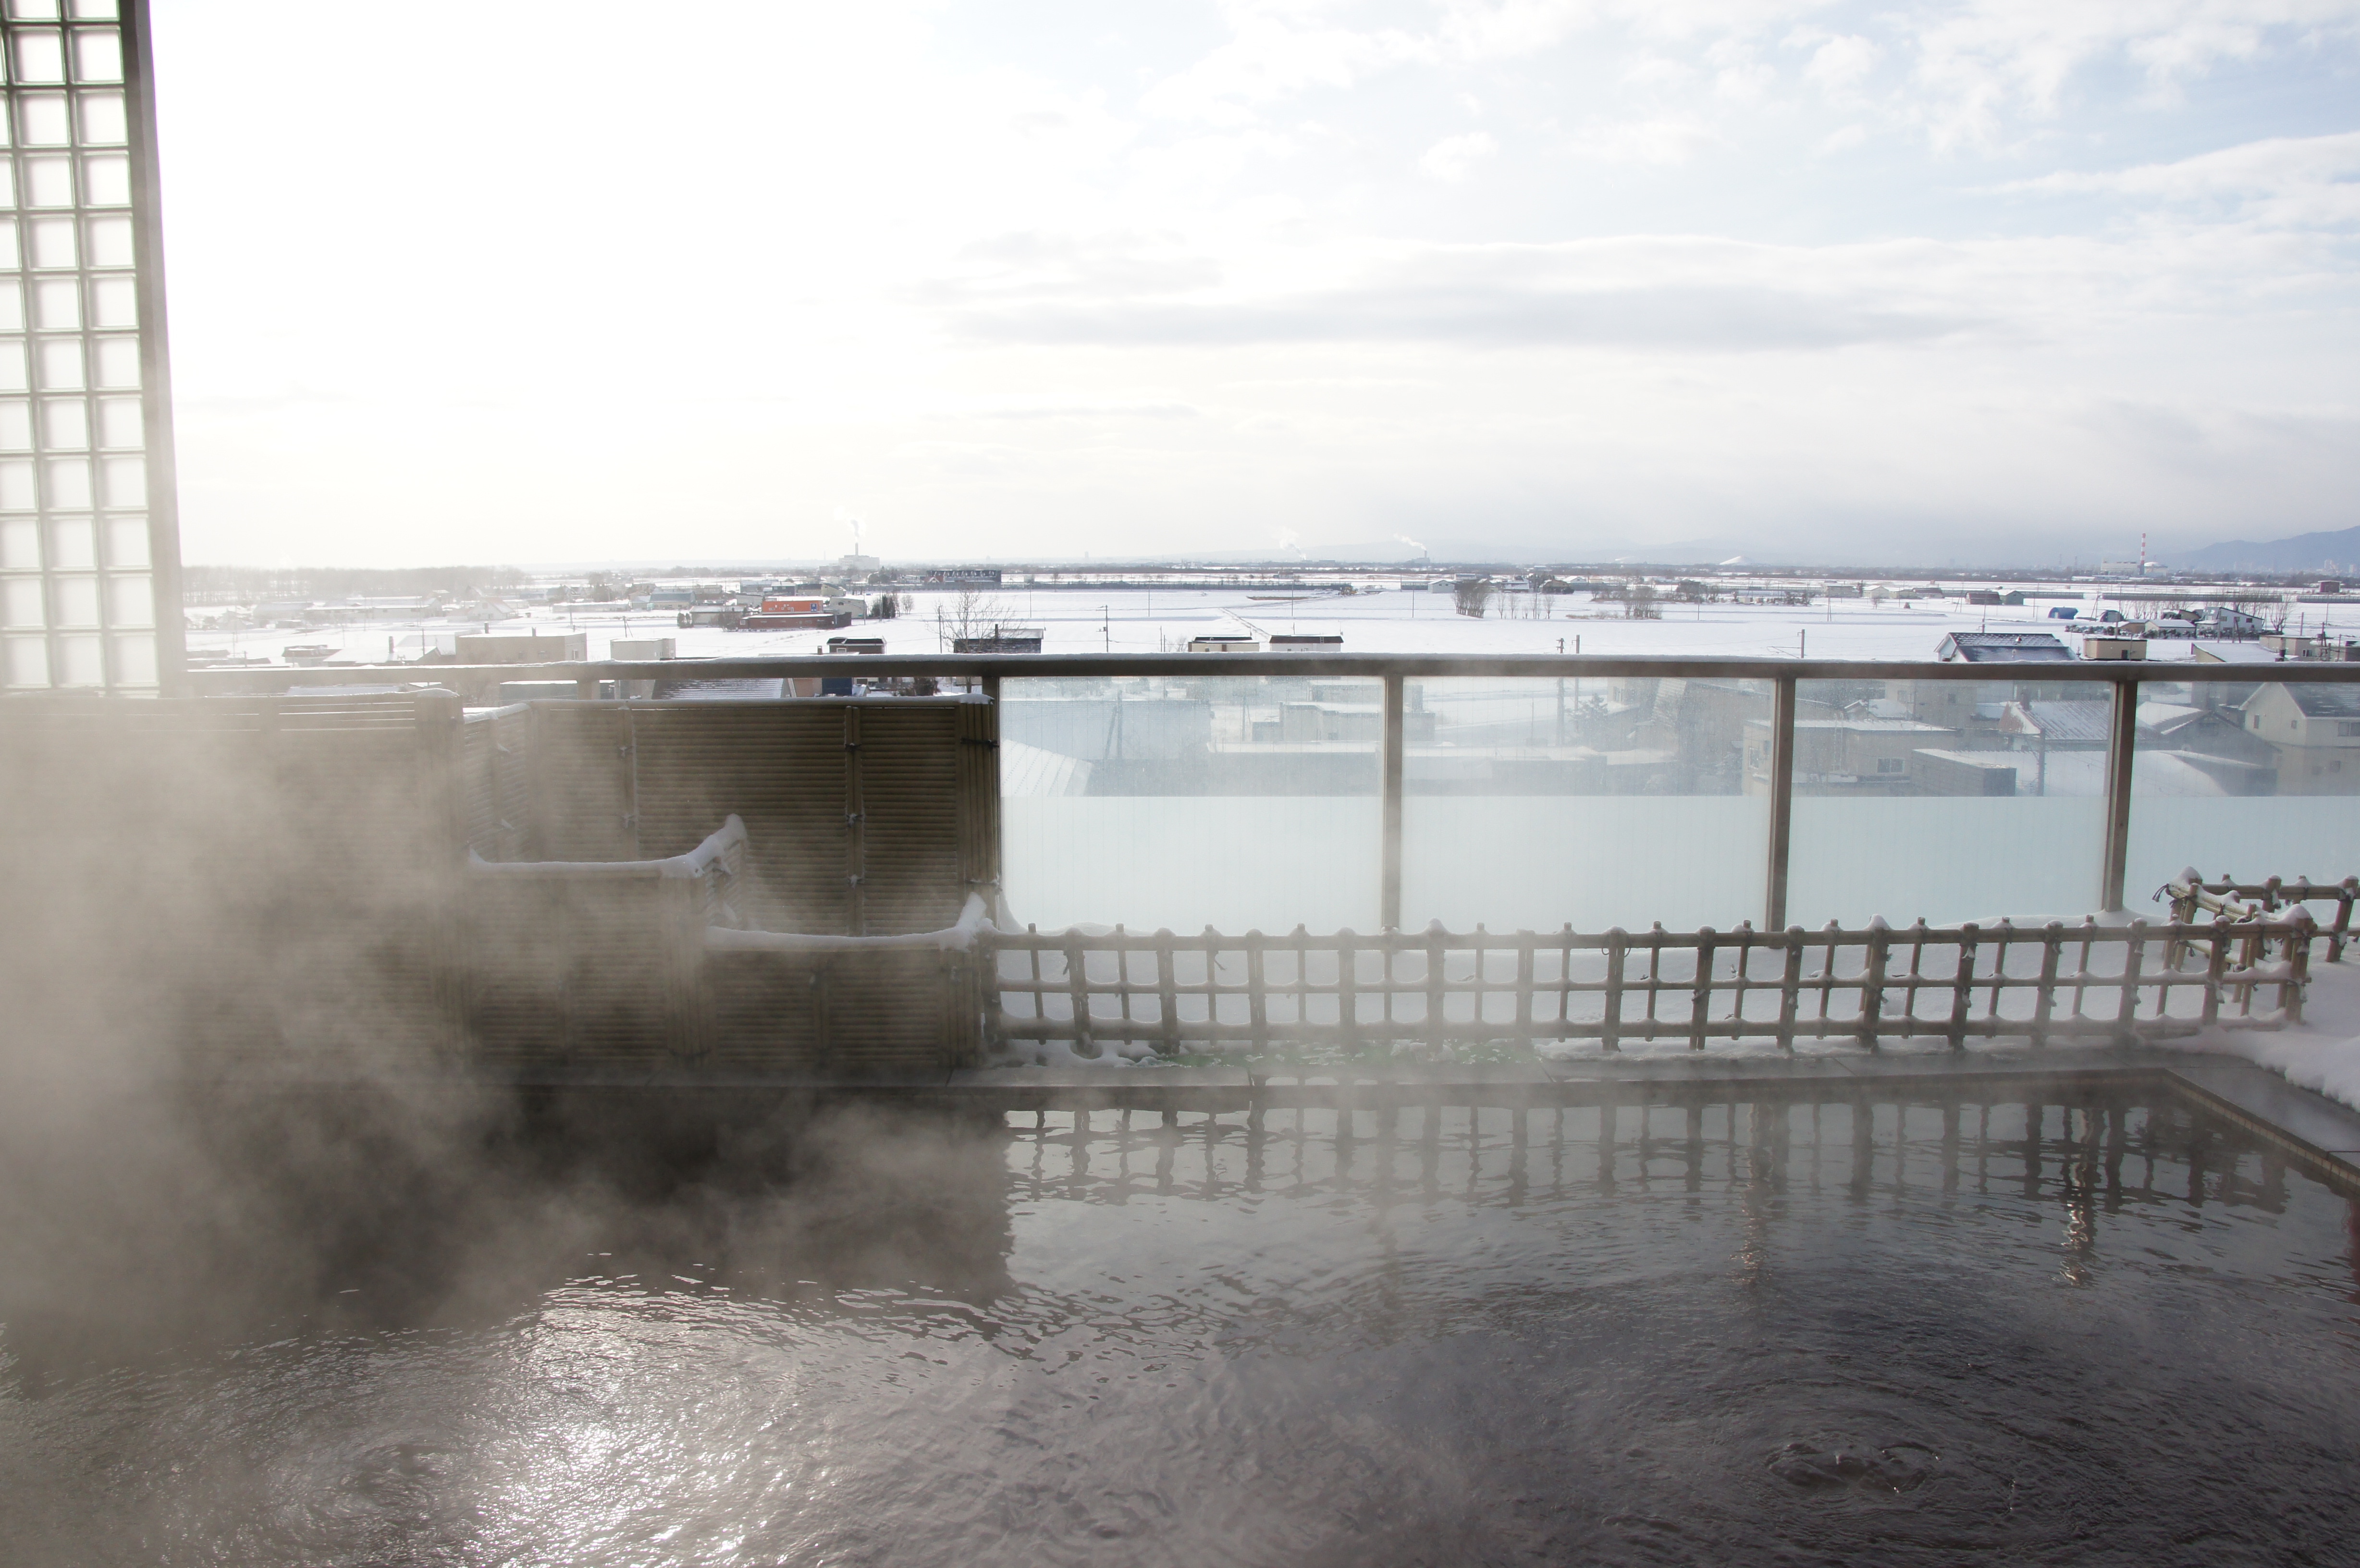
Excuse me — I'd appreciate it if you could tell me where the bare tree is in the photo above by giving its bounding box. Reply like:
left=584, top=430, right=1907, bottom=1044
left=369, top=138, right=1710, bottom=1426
left=935, top=586, right=1014, bottom=649
left=1452, top=579, right=1494, bottom=618
left=1623, top=584, right=1661, bottom=620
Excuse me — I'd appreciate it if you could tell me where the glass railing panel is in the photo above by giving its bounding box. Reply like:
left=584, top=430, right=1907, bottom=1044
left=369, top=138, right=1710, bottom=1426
left=1786, top=674, right=2110, bottom=927
left=2125, top=666, right=2360, bottom=905
left=1399, top=676, right=1769, bottom=932
left=1000, top=674, right=1380, bottom=933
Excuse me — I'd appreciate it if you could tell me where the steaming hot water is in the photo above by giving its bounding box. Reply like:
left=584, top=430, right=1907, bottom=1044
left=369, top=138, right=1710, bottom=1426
left=2, top=1091, right=2357, bottom=1565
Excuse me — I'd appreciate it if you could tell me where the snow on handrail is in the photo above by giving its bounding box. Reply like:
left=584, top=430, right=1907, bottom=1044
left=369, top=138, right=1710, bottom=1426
left=467, top=814, right=748, bottom=881
left=703, top=893, right=994, bottom=955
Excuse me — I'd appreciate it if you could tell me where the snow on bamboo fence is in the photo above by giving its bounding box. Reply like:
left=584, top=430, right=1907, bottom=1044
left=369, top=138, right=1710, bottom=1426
left=981, top=912, right=2316, bottom=1060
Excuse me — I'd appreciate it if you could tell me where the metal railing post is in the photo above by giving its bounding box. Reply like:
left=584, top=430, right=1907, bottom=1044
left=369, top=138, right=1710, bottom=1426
left=1381, top=674, right=1405, bottom=931
left=1765, top=674, right=1797, bottom=931
left=2100, top=674, right=2139, bottom=912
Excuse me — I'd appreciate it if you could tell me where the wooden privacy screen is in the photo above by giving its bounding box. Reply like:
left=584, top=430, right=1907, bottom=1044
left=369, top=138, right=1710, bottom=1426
left=513, top=698, right=994, bottom=937
left=2, top=691, right=999, bottom=1074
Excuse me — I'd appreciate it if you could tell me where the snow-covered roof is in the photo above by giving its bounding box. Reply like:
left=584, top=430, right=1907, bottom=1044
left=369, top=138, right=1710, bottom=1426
left=1938, top=632, right=2073, bottom=662
left=2006, top=700, right=2110, bottom=743
left=2285, top=684, right=2360, bottom=719
left=2191, top=641, right=2279, bottom=664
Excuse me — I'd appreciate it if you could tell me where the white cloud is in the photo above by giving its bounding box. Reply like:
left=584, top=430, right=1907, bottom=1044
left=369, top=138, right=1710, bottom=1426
left=1562, top=115, right=1727, bottom=164
left=1419, top=130, right=1500, bottom=180
left=2012, top=131, right=2360, bottom=230
left=1805, top=33, right=1880, bottom=93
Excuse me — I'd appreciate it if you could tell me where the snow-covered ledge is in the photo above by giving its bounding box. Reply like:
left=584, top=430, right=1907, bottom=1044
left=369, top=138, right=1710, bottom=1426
left=2173, top=956, right=2360, bottom=1113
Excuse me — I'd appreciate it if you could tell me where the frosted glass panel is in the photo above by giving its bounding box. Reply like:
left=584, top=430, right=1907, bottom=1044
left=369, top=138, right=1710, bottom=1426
left=43, top=452, right=87, bottom=504
left=15, top=91, right=67, bottom=143
left=39, top=392, right=83, bottom=444
left=2125, top=671, right=2360, bottom=900
left=1784, top=676, right=2113, bottom=926
left=53, top=626, right=97, bottom=682
left=1401, top=676, right=1771, bottom=931
left=37, top=336, right=80, bottom=386
left=21, top=153, right=69, bottom=205
left=88, top=271, right=130, bottom=324
left=103, top=566, right=144, bottom=623
left=1, top=571, right=41, bottom=625
left=1, top=7, right=180, bottom=689
left=70, top=25, right=118, bottom=82
left=100, top=510, right=140, bottom=563
left=4, top=630, right=48, bottom=685
left=1001, top=675, right=1382, bottom=932
left=74, top=87, right=123, bottom=144
left=109, top=626, right=151, bottom=684
left=79, top=150, right=125, bottom=204
left=83, top=212, right=127, bottom=265
left=44, top=508, right=88, bottom=563
left=31, top=274, right=74, bottom=326
left=11, top=27, right=63, bottom=82
left=90, top=332, right=133, bottom=385
left=97, top=450, right=136, bottom=503
left=49, top=567, right=94, bottom=622
left=92, top=391, right=133, bottom=443
left=25, top=214, right=72, bottom=266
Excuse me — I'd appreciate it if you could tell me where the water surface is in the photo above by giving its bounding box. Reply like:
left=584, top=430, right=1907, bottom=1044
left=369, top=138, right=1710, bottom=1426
left=3, top=1092, right=2357, bottom=1566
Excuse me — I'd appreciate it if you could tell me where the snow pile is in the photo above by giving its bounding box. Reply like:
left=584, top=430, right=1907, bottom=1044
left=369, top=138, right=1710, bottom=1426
left=2179, top=955, right=2360, bottom=1113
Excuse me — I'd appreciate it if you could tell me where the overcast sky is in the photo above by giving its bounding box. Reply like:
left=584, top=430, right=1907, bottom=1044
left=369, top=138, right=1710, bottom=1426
left=151, top=1, right=2360, bottom=568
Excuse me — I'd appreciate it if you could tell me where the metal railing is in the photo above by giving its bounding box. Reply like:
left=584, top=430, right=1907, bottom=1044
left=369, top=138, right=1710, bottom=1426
left=191, top=650, right=2360, bottom=931
left=982, top=912, right=2312, bottom=1058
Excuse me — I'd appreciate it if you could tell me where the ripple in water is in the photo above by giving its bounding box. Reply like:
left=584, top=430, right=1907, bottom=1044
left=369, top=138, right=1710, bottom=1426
left=1, top=1092, right=2357, bottom=1566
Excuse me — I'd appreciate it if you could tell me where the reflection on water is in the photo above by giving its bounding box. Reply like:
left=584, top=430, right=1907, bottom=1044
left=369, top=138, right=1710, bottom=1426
left=3, top=1090, right=2358, bottom=1566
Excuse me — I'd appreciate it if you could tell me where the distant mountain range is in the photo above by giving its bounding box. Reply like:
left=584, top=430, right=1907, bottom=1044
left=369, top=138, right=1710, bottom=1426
left=2176, top=525, right=2360, bottom=574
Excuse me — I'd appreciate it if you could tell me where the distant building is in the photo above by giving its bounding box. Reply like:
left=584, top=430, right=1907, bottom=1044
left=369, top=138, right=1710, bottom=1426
left=1741, top=718, right=1958, bottom=796
left=2197, top=606, right=2267, bottom=637
left=1187, top=635, right=1259, bottom=652
left=740, top=597, right=852, bottom=630
left=1270, top=634, right=1344, bottom=651
left=952, top=629, right=1045, bottom=653
left=923, top=568, right=1004, bottom=586
left=453, top=632, right=589, bottom=665
left=1937, top=632, right=2073, bottom=663
left=2239, top=683, right=2360, bottom=794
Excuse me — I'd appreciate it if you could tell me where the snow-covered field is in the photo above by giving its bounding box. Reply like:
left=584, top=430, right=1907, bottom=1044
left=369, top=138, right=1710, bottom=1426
left=184, top=578, right=2339, bottom=667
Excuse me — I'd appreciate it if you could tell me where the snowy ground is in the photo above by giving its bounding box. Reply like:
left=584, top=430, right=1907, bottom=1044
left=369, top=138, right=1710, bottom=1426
left=185, top=579, right=2315, bottom=667
left=2183, top=953, right=2360, bottom=1114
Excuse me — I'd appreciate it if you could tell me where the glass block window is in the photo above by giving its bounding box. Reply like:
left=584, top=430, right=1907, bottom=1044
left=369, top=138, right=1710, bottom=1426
left=0, top=0, right=179, bottom=695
